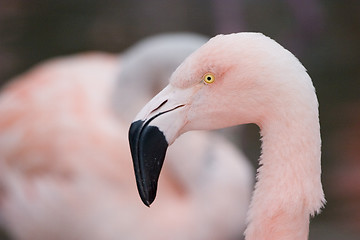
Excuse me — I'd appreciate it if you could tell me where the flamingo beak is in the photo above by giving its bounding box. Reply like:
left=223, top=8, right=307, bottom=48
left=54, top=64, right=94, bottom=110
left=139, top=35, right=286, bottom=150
left=128, top=86, right=190, bottom=206
left=129, top=118, right=168, bottom=207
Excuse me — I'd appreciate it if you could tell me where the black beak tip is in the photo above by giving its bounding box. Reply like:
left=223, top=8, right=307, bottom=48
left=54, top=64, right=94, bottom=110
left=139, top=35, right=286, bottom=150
left=139, top=187, right=156, bottom=207
left=129, top=120, right=169, bottom=207
left=144, top=200, right=151, bottom=207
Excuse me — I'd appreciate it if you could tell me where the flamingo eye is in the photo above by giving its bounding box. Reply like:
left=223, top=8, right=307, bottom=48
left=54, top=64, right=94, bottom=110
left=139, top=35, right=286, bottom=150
left=203, top=73, right=215, bottom=84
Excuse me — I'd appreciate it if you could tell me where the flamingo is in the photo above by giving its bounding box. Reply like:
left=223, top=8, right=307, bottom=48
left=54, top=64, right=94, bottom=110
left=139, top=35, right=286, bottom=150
left=129, top=32, right=326, bottom=240
left=0, top=33, right=253, bottom=240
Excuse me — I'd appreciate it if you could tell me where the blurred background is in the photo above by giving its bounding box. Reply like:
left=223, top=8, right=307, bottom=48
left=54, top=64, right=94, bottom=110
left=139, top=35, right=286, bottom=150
left=0, top=0, right=359, bottom=239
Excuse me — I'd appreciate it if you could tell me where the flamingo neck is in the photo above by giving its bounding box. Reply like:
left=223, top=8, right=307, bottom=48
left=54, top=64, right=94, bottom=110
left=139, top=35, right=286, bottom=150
left=244, top=103, right=324, bottom=240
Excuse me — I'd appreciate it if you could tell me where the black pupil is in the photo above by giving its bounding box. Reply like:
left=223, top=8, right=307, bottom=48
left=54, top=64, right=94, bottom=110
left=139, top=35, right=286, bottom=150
left=207, top=76, right=211, bottom=81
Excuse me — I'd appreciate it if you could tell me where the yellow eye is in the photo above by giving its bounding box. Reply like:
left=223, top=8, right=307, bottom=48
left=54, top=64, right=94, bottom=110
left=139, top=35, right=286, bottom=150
left=203, top=73, right=215, bottom=84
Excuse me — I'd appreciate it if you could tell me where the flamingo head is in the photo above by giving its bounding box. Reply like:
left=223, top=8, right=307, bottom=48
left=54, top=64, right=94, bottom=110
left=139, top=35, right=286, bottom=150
left=129, top=32, right=311, bottom=206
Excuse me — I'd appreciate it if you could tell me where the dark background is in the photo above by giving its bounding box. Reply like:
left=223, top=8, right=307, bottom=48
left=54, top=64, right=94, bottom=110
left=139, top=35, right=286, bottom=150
left=0, top=0, right=359, bottom=239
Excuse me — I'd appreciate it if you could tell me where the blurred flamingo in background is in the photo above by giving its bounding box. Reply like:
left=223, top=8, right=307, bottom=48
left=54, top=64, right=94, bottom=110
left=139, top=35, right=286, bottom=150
left=0, top=33, right=253, bottom=240
left=129, top=32, right=325, bottom=240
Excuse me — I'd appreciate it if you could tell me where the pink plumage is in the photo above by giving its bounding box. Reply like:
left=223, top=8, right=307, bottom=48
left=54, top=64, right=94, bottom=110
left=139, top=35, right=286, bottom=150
left=130, top=32, right=325, bottom=240
left=0, top=34, right=253, bottom=240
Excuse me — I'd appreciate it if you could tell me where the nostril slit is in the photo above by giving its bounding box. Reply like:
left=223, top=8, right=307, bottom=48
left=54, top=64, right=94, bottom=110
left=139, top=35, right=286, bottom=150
left=150, top=100, right=168, bottom=114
